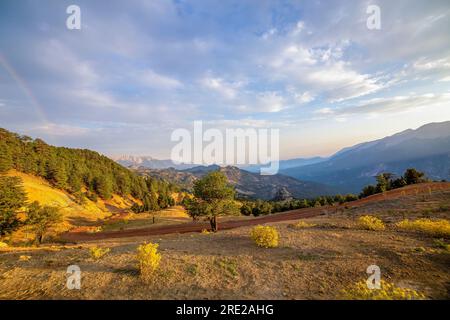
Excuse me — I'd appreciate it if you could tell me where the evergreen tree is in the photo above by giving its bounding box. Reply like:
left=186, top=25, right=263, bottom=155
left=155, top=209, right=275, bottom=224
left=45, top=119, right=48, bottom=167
left=26, top=201, right=62, bottom=244
left=93, top=175, right=113, bottom=199
left=186, top=171, right=240, bottom=231
left=403, top=168, right=425, bottom=185
left=0, top=176, right=27, bottom=235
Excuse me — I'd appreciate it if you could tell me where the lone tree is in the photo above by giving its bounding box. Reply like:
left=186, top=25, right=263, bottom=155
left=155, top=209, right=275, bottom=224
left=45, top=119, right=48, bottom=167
left=186, top=171, right=240, bottom=231
left=26, top=201, right=62, bottom=244
left=403, top=168, right=425, bottom=185
left=0, top=176, right=27, bottom=235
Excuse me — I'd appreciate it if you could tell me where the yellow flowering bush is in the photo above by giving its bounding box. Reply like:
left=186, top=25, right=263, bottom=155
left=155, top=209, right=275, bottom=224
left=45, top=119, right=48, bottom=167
left=358, top=215, right=385, bottom=231
left=250, top=225, right=279, bottom=248
left=291, top=221, right=316, bottom=229
left=0, top=241, right=8, bottom=248
left=89, top=246, right=110, bottom=260
left=137, top=242, right=161, bottom=281
left=341, top=280, right=425, bottom=300
left=396, top=219, right=450, bottom=237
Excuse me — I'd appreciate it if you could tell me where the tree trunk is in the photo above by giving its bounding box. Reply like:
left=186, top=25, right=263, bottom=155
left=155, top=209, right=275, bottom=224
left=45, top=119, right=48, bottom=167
left=35, top=233, right=43, bottom=245
left=209, top=216, right=218, bottom=232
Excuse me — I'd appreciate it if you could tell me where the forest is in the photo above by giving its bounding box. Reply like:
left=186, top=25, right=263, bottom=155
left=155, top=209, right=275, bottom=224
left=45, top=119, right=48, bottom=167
left=0, top=128, right=176, bottom=205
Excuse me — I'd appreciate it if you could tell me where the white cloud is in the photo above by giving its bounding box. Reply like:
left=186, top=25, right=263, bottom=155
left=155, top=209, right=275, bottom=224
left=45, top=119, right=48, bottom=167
left=334, top=93, right=450, bottom=116
left=28, top=123, right=92, bottom=137
left=200, top=76, right=240, bottom=100
left=315, top=107, right=334, bottom=115
left=294, top=91, right=315, bottom=104
left=254, top=91, right=285, bottom=113
left=139, top=69, right=182, bottom=89
left=263, top=24, right=382, bottom=103
left=413, top=57, right=450, bottom=71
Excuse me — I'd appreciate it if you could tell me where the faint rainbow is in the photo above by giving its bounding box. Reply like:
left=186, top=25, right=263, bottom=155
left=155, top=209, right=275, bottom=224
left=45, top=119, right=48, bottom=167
left=0, top=52, right=49, bottom=125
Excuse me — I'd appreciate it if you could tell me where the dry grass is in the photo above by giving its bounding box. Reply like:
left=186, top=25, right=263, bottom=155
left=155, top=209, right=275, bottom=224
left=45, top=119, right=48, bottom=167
left=0, top=187, right=449, bottom=300
left=290, top=221, right=317, bottom=229
left=101, top=206, right=190, bottom=232
left=89, top=246, right=111, bottom=260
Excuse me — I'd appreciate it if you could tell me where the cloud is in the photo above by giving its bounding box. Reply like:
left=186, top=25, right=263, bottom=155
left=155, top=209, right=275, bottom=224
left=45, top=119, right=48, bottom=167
left=413, top=57, right=450, bottom=71
left=200, top=76, right=240, bottom=100
left=315, top=107, right=334, bottom=115
left=333, top=93, right=450, bottom=116
left=1, top=0, right=450, bottom=157
left=260, top=24, right=383, bottom=102
left=138, top=69, right=182, bottom=89
left=293, top=91, right=315, bottom=104
left=27, top=124, right=92, bottom=137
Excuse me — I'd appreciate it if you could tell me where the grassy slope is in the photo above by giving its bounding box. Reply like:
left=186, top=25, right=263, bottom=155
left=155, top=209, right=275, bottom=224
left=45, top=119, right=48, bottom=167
left=5, top=170, right=137, bottom=235
left=0, top=184, right=448, bottom=299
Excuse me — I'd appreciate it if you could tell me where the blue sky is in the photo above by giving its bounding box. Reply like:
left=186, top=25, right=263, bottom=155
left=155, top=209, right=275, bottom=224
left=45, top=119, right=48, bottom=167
left=0, top=0, right=449, bottom=159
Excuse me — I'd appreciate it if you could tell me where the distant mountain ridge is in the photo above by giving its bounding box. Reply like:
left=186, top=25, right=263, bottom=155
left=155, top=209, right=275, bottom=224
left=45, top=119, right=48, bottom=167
left=241, top=156, right=327, bottom=173
left=281, top=121, right=450, bottom=193
left=112, top=121, right=450, bottom=196
left=136, top=165, right=334, bottom=200
left=111, top=155, right=197, bottom=170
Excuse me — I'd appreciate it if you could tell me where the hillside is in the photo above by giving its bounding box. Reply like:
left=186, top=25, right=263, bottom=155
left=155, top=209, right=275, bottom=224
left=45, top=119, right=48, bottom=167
left=1, top=182, right=449, bottom=299
left=137, top=165, right=334, bottom=200
left=4, top=170, right=136, bottom=235
left=281, top=121, right=450, bottom=193
left=0, top=128, right=183, bottom=243
left=0, top=128, right=175, bottom=205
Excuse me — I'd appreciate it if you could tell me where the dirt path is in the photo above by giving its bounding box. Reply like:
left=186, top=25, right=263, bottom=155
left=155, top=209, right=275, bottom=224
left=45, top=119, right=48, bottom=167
left=61, top=182, right=450, bottom=242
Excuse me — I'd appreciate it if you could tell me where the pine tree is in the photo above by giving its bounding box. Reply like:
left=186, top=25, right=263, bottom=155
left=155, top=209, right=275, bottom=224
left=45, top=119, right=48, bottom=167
left=0, top=176, right=27, bottom=235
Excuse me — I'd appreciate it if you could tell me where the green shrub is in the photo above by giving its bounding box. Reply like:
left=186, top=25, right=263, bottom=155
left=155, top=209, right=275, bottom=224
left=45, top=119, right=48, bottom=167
left=250, top=225, right=279, bottom=248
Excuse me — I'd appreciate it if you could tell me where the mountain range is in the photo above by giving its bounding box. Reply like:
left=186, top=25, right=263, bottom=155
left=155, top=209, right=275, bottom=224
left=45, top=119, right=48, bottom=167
left=113, top=121, right=450, bottom=197
left=136, top=165, right=334, bottom=200
left=280, top=121, right=450, bottom=193
left=111, top=155, right=197, bottom=170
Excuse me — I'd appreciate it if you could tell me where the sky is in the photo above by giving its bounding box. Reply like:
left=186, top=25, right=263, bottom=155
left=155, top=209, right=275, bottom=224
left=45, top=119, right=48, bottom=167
left=0, top=0, right=450, bottom=160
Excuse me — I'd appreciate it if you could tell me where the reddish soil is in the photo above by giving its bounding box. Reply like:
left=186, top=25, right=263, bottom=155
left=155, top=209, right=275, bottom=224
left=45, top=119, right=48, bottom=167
left=61, top=182, right=450, bottom=242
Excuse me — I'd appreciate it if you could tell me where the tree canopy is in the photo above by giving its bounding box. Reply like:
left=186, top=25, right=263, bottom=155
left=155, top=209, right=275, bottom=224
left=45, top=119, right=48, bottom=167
left=0, top=128, right=176, bottom=205
left=0, top=176, right=27, bottom=235
left=185, top=171, right=240, bottom=231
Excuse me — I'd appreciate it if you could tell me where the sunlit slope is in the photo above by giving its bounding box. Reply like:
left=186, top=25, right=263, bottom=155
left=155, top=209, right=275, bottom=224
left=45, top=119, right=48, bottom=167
left=5, top=170, right=136, bottom=228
